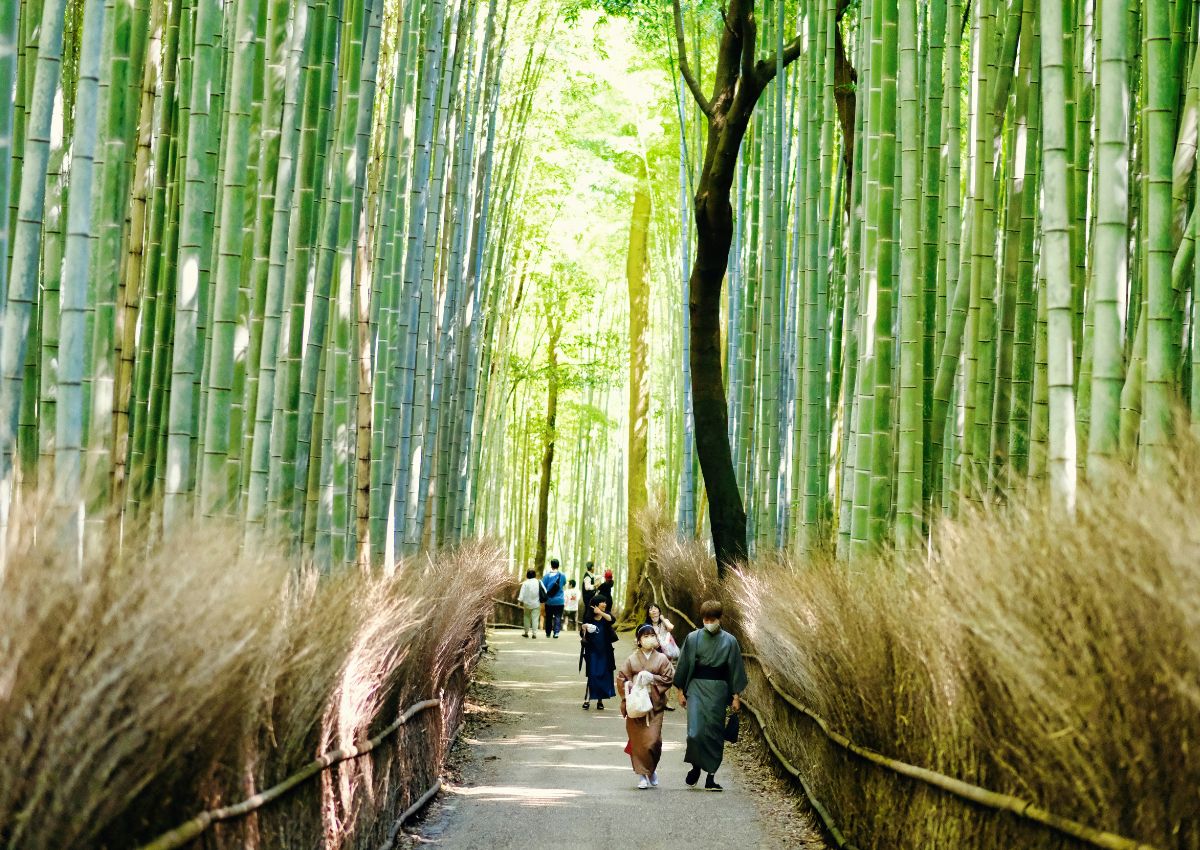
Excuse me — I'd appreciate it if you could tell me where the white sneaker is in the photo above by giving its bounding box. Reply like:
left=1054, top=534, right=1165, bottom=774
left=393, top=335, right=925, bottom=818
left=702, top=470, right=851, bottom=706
left=649, top=771, right=659, bottom=787
left=637, top=775, right=649, bottom=790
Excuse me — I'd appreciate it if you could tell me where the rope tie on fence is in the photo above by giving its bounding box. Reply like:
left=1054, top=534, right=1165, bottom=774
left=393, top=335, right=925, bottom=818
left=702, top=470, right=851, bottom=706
left=652, top=577, right=1160, bottom=850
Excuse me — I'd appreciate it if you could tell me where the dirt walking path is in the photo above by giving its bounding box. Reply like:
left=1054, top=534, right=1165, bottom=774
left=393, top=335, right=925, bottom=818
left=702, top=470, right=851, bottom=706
left=421, top=627, right=771, bottom=849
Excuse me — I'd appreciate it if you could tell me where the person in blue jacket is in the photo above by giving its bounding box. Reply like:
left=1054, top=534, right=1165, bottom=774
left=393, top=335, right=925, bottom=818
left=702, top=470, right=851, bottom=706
left=541, top=558, right=566, bottom=638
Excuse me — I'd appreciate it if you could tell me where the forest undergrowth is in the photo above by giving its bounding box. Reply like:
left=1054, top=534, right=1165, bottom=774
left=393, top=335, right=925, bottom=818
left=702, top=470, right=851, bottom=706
left=650, top=446, right=1200, bottom=850
left=0, top=507, right=507, bottom=850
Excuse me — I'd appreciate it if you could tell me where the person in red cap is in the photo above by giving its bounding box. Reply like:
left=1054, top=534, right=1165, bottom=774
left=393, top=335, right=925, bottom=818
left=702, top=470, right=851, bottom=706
left=595, top=568, right=615, bottom=611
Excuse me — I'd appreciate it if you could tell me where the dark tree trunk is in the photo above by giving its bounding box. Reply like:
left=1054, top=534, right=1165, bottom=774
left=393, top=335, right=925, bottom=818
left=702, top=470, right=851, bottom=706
left=533, top=321, right=559, bottom=572
left=674, top=0, right=805, bottom=578
left=690, top=121, right=753, bottom=577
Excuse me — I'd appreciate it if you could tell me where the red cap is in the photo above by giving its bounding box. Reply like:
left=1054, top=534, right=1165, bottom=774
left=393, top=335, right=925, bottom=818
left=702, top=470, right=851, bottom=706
left=604, top=569, right=613, bottom=580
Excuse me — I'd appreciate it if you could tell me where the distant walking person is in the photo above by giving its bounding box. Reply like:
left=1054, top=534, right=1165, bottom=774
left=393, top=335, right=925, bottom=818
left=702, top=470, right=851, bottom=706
left=581, top=562, right=597, bottom=610
left=579, top=598, right=618, bottom=710
left=618, top=624, right=675, bottom=789
left=674, top=600, right=747, bottom=791
left=517, top=569, right=542, bottom=639
left=563, top=579, right=581, bottom=631
left=542, top=559, right=566, bottom=638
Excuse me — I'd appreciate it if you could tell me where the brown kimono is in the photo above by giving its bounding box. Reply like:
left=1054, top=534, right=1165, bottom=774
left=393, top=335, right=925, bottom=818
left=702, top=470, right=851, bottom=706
left=617, top=649, right=675, bottom=776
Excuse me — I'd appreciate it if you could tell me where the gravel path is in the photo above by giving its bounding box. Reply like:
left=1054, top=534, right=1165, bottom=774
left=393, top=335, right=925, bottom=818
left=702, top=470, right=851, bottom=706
left=424, top=627, right=770, bottom=849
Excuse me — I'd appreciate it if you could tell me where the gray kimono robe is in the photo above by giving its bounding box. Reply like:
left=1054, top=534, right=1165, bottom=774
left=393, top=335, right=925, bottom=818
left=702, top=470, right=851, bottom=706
left=673, top=626, right=748, bottom=774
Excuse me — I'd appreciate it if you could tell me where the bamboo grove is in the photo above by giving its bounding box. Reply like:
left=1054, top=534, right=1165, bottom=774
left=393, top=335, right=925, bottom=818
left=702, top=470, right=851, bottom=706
left=458, top=15, right=694, bottom=583
left=0, top=0, right=519, bottom=569
left=661, top=0, right=1200, bottom=559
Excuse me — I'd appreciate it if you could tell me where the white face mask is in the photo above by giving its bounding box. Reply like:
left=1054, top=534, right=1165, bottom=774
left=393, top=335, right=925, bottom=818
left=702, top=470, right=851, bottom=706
left=640, top=636, right=659, bottom=651
left=703, top=621, right=720, bottom=633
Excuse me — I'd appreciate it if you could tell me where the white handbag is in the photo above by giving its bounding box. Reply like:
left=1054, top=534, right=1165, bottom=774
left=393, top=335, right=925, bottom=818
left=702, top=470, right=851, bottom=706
left=625, top=671, right=654, bottom=719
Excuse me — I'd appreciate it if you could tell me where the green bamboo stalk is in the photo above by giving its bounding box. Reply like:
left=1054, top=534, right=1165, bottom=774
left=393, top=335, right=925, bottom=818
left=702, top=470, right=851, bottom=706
left=1140, top=0, right=1176, bottom=473
left=246, top=0, right=310, bottom=533
left=867, top=0, right=898, bottom=546
left=0, top=0, right=16, bottom=315
left=895, top=0, right=922, bottom=549
left=164, top=0, right=223, bottom=531
left=1087, top=0, right=1131, bottom=482
left=0, top=0, right=68, bottom=517
left=1042, top=0, right=1080, bottom=510
left=198, top=0, right=261, bottom=516
left=55, top=0, right=106, bottom=518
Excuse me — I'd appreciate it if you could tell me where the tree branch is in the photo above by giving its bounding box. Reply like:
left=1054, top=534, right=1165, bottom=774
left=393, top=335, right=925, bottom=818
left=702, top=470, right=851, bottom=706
left=740, top=9, right=757, bottom=87
left=673, top=0, right=712, bottom=116
left=754, top=32, right=804, bottom=89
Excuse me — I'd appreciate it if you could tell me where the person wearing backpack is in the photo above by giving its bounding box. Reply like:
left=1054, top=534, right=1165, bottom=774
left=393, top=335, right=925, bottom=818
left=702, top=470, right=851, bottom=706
left=541, top=559, right=566, bottom=638
left=617, top=624, right=675, bottom=789
left=517, top=569, right=542, bottom=638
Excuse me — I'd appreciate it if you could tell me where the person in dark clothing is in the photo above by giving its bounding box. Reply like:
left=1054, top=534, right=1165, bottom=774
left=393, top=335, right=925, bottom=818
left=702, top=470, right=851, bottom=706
left=579, top=598, right=618, bottom=710
left=581, top=561, right=597, bottom=610
left=594, top=568, right=615, bottom=612
left=541, top=558, right=566, bottom=638
left=675, top=599, right=748, bottom=792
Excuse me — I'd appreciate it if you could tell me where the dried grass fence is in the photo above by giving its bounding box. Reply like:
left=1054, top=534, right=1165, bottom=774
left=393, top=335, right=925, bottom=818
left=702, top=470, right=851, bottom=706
left=646, top=450, right=1200, bottom=850
left=0, top=510, right=508, bottom=850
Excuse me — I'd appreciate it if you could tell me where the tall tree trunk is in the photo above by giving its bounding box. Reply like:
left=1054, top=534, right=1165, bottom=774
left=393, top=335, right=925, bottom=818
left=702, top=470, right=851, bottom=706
left=532, top=320, right=560, bottom=572
left=624, top=161, right=651, bottom=616
left=675, top=0, right=805, bottom=576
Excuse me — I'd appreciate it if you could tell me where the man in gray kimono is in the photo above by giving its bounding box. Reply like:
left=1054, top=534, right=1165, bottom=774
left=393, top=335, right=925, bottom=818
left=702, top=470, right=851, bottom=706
left=674, top=599, right=748, bottom=791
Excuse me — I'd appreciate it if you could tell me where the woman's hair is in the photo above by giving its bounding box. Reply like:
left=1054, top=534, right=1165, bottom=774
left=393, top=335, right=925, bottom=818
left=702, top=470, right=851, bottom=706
left=700, top=599, right=723, bottom=620
left=568, top=579, right=576, bottom=587
left=636, top=624, right=656, bottom=639
left=526, top=569, right=536, bottom=579
left=645, top=604, right=661, bottom=622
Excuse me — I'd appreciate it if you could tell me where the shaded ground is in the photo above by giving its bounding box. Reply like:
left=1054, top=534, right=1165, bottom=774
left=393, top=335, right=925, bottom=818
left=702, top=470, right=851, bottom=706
left=406, top=627, right=827, bottom=849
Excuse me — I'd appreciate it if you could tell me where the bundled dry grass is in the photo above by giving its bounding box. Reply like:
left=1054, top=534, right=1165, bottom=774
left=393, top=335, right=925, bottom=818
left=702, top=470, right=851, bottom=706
left=0, top=509, right=507, bottom=850
left=650, top=455, right=1200, bottom=850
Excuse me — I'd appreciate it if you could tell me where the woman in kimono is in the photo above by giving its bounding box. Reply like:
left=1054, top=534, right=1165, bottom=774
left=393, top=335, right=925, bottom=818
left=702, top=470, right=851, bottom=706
left=674, top=599, right=747, bottom=791
left=617, top=624, right=675, bottom=789
left=579, top=598, right=618, bottom=710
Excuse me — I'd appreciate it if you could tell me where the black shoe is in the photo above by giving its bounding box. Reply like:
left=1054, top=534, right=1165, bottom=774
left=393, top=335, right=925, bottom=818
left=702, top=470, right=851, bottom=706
left=596, top=701, right=605, bottom=710
left=685, top=766, right=701, bottom=787
left=582, top=702, right=590, bottom=710
left=705, top=775, right=723, bottom=792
